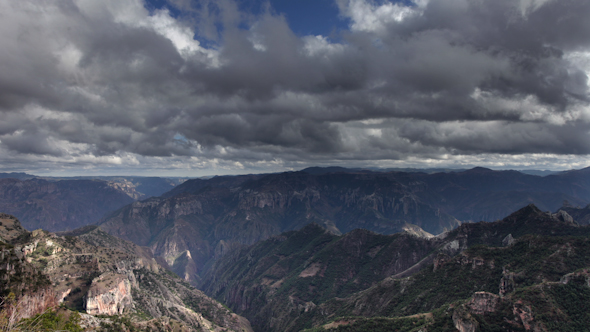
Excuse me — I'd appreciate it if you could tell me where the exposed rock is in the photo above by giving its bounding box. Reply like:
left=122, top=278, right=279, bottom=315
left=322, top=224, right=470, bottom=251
left=15, top=288, right=60, bottom=319
left=452, top=307, right=478, bottom=332
left=499, top=268, right=516, bottom=296
left=553, top=210, right=577, bottom=225
left=402, top=223, right=434, bottom=239
left=502, top=233, right=515, bottom=246
left=512, top=301, right=538, bottom=331
left=560, top=269, right=590, bottom=286
left=85, top=273, right=133, bottom=315
left=100, top=171, right=464, bottom=284
left=466, top=292, right=500, bottom=314
left=0, top=212, right=252, bottom=332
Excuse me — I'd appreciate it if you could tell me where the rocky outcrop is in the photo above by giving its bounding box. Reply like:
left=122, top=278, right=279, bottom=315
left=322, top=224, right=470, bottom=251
left=452, top=307, right=478, bottom=332
left=558, top=203, right=590, bottom=225
left=14, top=288, right=60, bottom=319
left=499, top=268, right=516, bottom=296
left=466, top=292, right=500, bottom=314
left=85, top=273, right=133, bottom=315
left=511, top=300, right=539, bottom=331
left=553, top=210, right=576, bottom=225
left=502, top=233, right=515, bottom=246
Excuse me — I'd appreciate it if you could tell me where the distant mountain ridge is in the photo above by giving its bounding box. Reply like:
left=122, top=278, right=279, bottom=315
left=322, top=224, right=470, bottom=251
left=0, top=178, right=136, bottom=232
left=97, top=166, right=590, bottom=286
left=98, top=170, right=464, bottom=283
left=0, top=172, right=186, bottom=200
left=0, top=174, right=189, bottom=232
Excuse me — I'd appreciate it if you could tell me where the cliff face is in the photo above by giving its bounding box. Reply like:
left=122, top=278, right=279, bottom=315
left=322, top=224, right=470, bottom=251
left=85, top=273, right=133, bottom=315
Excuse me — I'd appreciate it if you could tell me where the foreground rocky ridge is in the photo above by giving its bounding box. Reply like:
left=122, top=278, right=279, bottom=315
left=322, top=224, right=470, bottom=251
left=202, top=204, right=590, bottom=331
left=98, top=167, right=590, bottom=285
left=0, top=213, right=252, bottom=332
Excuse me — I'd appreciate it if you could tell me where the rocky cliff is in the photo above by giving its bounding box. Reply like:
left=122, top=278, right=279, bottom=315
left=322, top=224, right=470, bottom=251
left=85, top=273, right=133, bottom=315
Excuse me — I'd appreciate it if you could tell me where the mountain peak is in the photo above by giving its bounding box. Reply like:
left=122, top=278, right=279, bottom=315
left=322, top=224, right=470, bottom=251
left=463, top=167, right=494, bottom=173
left=502, top=204, right=546, bottom=222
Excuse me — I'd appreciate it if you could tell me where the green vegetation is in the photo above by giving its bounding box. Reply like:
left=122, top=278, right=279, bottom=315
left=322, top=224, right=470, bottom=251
left=306, top=316, right=429, bottom=332
left=99, top=315, right=138, bottom=332
left=18, top=310, right=83, bottom=332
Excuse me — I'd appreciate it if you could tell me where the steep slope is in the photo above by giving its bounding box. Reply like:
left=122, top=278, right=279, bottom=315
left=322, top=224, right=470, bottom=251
left=201, top=204, right=590, bottom=332
left=299, top=206, right=590, bottom=331
left=0, top=213, right=52, bottom=298
left=0, top=213, right=252, bottom=332
left=99, top=171, right=461, bottom=283
left=303, top=235, right=590, bottom=332
left=199, top=223, right=447, bottom=332
left=0, top=178, right=135, bottom=231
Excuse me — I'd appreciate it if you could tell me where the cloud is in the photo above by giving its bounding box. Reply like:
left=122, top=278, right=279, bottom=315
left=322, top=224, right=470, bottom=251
left=0, top=0, right=589, bottom=175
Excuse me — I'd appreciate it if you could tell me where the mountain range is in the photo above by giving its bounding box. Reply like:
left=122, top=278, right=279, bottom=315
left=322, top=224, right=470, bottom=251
left=97, top=166, right=590, bottom=284
left=200, top=204, right=590, bottom=331
left=2, top=166, right=590, bottom=330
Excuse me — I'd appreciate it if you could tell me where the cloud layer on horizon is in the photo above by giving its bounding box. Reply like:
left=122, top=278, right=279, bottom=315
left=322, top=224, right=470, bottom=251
left=0, top=0, right=589, bottom=175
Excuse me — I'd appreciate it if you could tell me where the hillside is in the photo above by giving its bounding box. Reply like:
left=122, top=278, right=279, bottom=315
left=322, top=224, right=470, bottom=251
left=201, top=204, right=590, bottom=331
left=0, top=213, right=252, bottom=332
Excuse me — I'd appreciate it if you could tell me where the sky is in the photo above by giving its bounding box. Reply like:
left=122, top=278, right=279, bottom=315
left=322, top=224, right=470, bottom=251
left=1, top=0, right=590, bottom=176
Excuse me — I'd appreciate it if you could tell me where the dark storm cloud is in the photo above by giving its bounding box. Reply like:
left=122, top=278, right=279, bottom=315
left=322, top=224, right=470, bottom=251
left=0, top=0, right=589, bottom=173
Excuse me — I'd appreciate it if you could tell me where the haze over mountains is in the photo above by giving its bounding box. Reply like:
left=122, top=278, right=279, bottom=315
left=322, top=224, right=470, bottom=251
left=0, top=174, right=186, bottom=231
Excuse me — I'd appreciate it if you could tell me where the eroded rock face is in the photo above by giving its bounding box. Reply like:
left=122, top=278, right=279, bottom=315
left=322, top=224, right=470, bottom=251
left=85, top=273, right=133, bottom=315
left=467, top=292, right=500, bottom=315
left=16, top=288, right=60, bottom=319
left=512, top=301, right=538, bottom=331
left=553, top=210, right=576, bottom=225
left=0, top=212, right=253, bottom=332
left=499, top=268, right=516, bottom=296
left=452, top=308, right=477, bottom=332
